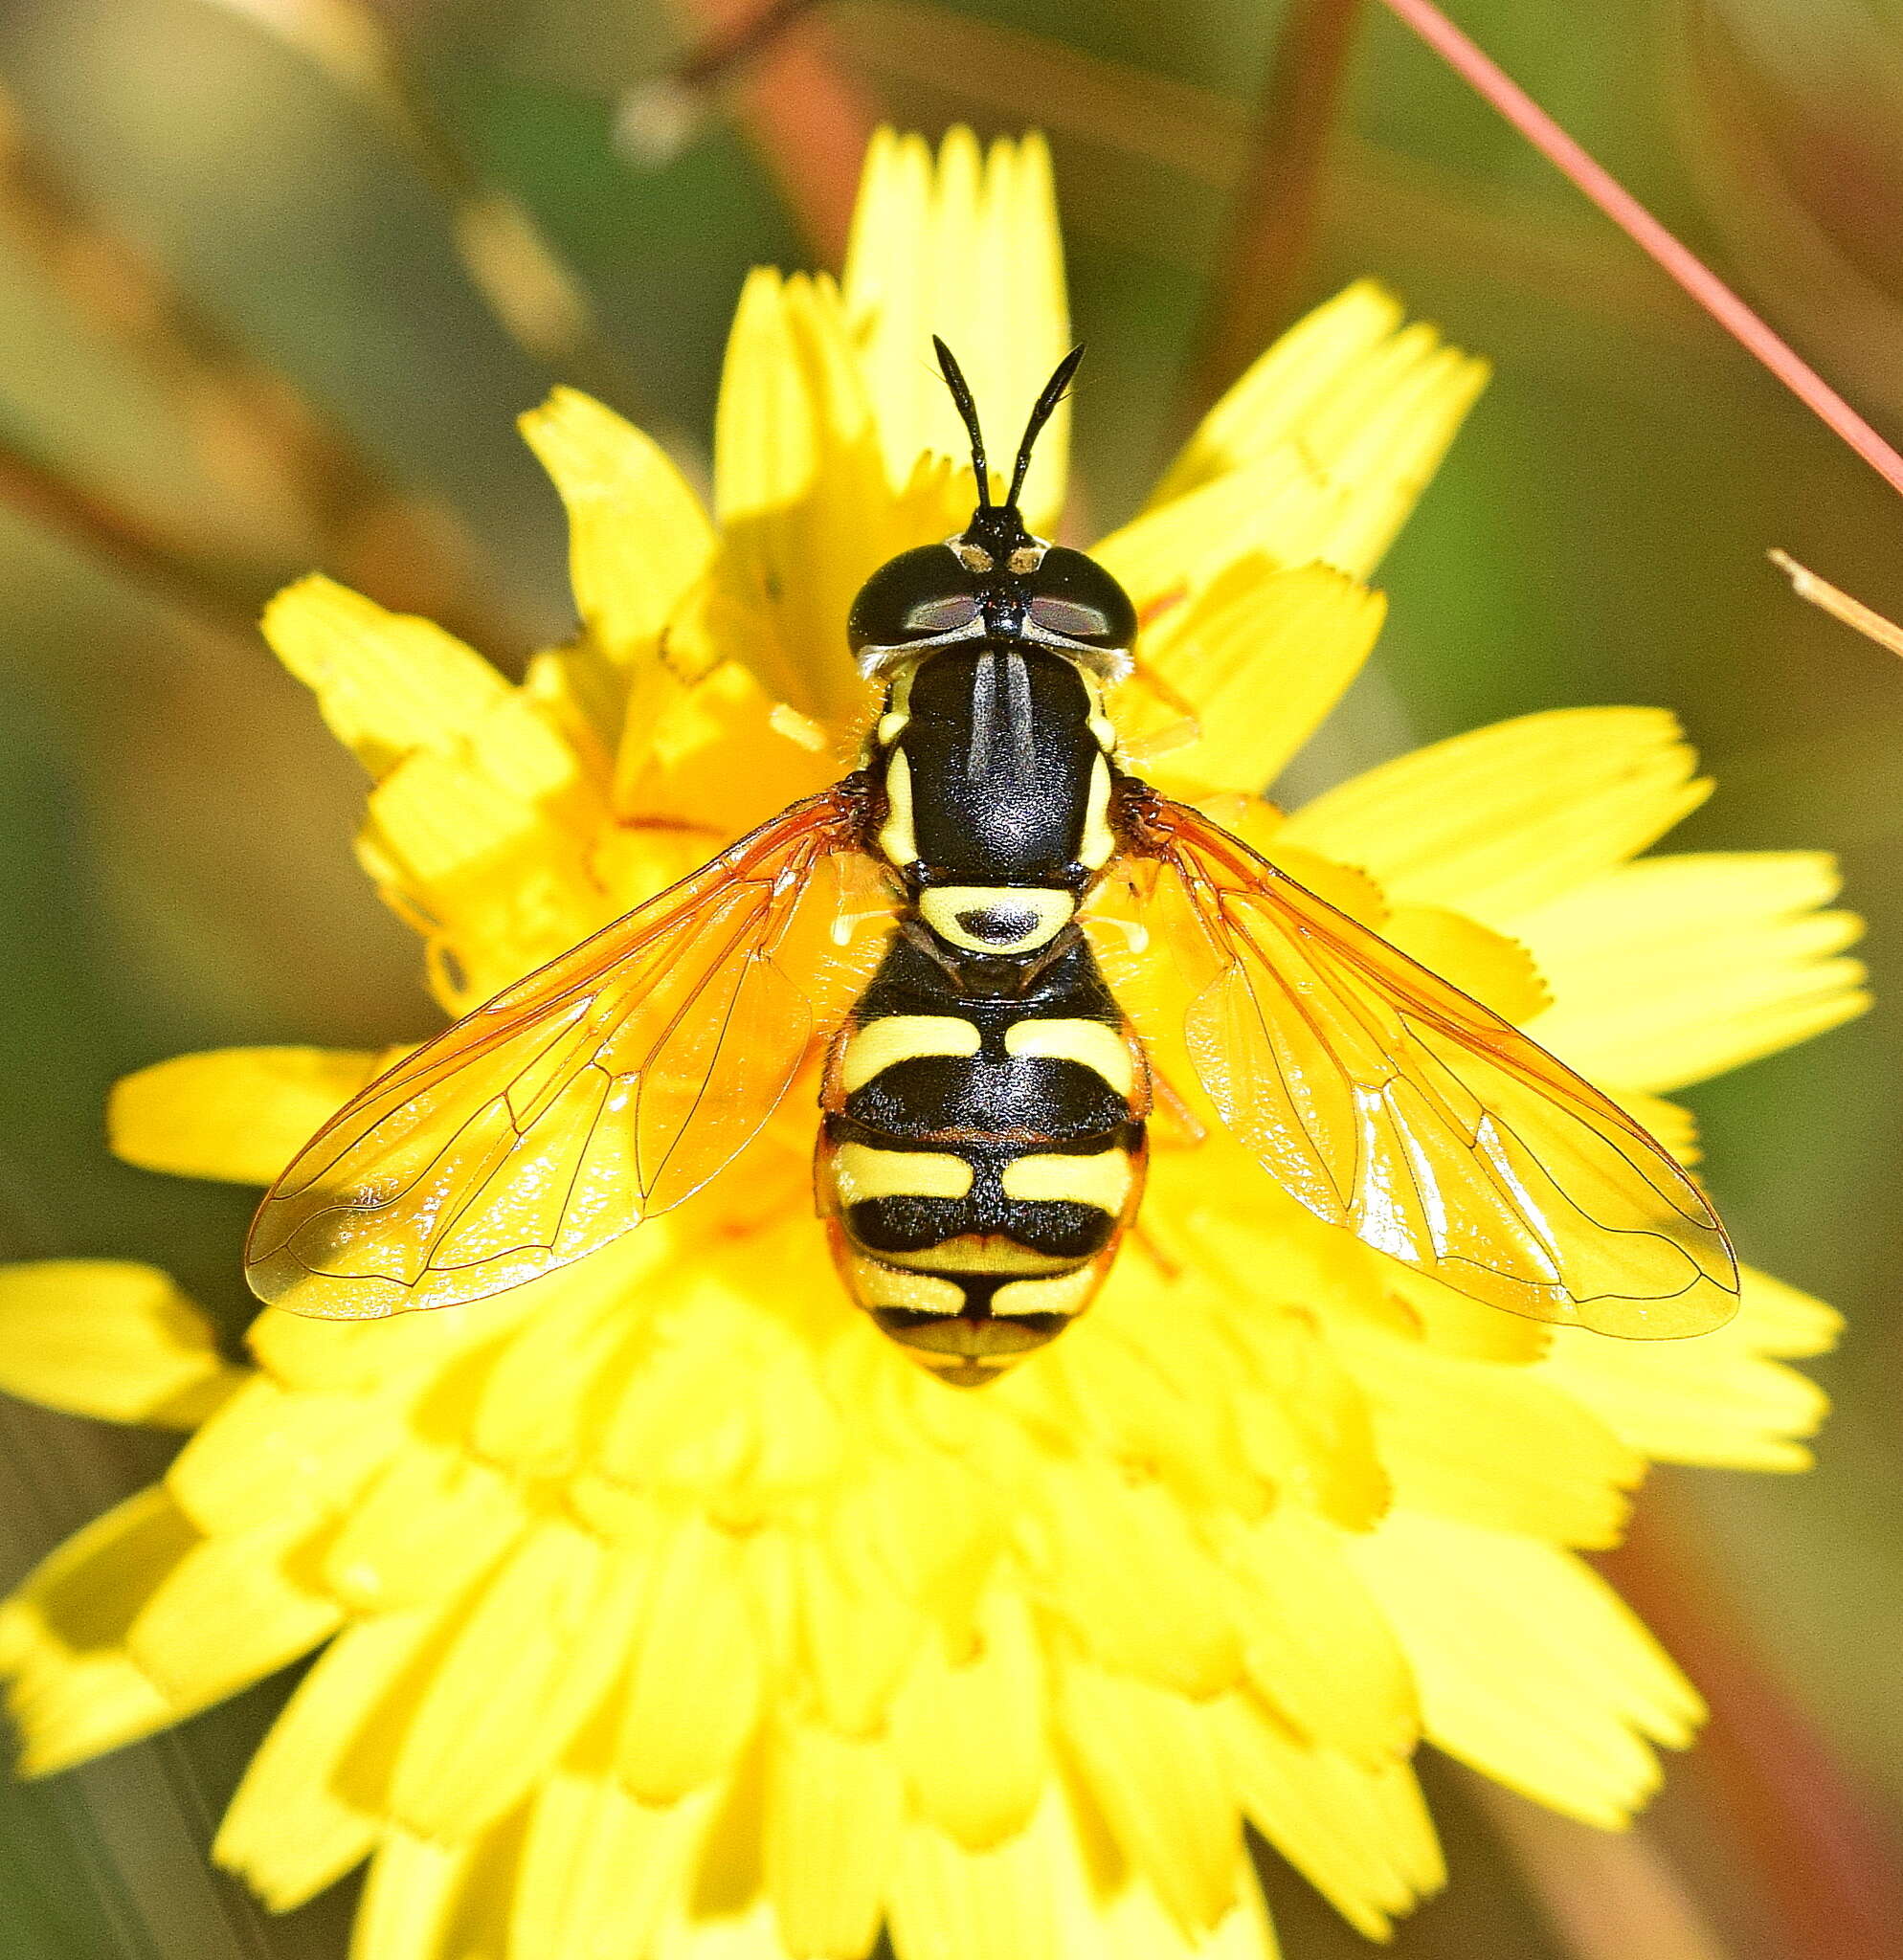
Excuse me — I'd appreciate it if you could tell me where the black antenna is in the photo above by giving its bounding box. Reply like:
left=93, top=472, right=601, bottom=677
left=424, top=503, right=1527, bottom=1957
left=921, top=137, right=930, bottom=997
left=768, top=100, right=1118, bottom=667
left=1006, top=345, right=1085, bottom=510
left=931, top=336, right=991, bottom=510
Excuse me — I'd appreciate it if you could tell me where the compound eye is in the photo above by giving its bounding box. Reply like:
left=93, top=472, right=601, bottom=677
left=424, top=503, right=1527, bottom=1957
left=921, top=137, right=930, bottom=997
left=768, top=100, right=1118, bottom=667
left=904, top=594, right=981, bottom=635
left=1029, top=594, right=1112, bottom=639
left=847, top=545, right=980, bottom=655
left=1026, top=546, right=1138, bottom=651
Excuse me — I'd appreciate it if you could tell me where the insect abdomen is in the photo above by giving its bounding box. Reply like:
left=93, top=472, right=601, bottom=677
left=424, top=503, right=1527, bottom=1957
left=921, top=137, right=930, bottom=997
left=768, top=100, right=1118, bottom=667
left=817, top=935, right=1148, bottom=1387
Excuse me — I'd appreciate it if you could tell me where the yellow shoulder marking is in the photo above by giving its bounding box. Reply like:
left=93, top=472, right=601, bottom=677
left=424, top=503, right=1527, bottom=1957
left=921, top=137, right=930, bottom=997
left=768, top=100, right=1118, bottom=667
left=878, top=746, right=918, bottom=866
left=1080, top=671, right=1117, bottom=753
left=1003, top=1017, right=1136, bottom=1099
left=877, top=662, right=917, bottom=747
left=840, top=1014, right=980, bottom=1094
left=1077, top=754, right=1115, bottom=869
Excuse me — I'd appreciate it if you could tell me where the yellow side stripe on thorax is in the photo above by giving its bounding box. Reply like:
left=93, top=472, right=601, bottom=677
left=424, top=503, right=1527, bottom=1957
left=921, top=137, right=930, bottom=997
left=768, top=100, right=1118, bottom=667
left=840, top=1013, right=981, bottom=1094
left=877, top=746, right=918, bottom=866
left=1080, top=670, right=1117, bottom=753
left=1077, top=754, right=1115, bottom=870
left=1000, top=1148, right=1135, bottom=1214
left=876, top=661, right=917, bottom=748
left=1002, top=1017, right=1136, bottom=1099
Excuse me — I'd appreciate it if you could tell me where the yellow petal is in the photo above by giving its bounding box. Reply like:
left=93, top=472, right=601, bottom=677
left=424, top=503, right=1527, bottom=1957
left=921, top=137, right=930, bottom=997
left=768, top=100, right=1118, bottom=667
left=593, top=1281, right=845, bottom=1513
left=214, top=1608, right=439, bottom=1910
left=1217, top=1507, right=1418, bottom=1763
left=469, top=1281, right=649, bottom=1481
left=694, top=267, right=937, bottom=725
left=1215, top=1694, right=1444, bottom=1937
left=7, top=1638, right=179, bottom=1778
left=1375, top=1264, right=1549, bottom=1364
left=1516, top=852, right=1868, bottom=1092
left=362, top=729, right=606, bottom=1002
left=1090, top=1882, right=1280, bottom=1960
left=341, top=647, right=610, bottom=995
left=351, top=1830, right=477, bottom=1960
left=248, top=1271, right=526, bottom=1392
left=1134, top=563, right=1387, bottom=794
left=0, top=1261, right=243, bottom=1428
left=1282, top=708, right=1710, bottom=924
left=889, top=1587, right=1049, bottom=1848
left=262, top=574, right=511, bottom=779
left=1616, top=1092, right=1700, bottom=1166
left=1093, top=450, right=1336, bottom=621
left=1033, top=1292, right=1265, bottom=1518
left=1380, top=907, right=1551, bottom=1023
left=323, top=1444, right=529, bottom=1612
left=1056, top=1656, right=1239, bottom=1931
left=125, top=1517, right=343, bottom=1706
left=795, top=1533, right=923, bottom=1738
left=1150, top=1212, right=1392, bottom=1529
left=1149, top=279, right=1489, bottom=576
left=109, top=1046, right=385, bottom=1186
left=1303, top=330, right=1491, bottom=577
left=616, top=1516, right=766, bottom=1803
left=386, top=1519, right=644, bottom=1838
left=514, top=1771, right=719, bottom=1960
left=845, top=127, right=1071, bottom=530
left=1349, top=1510, right=1702, bottom=1827
left=353, top=1813, right=524, bottom=1960
left=659, top=1899, right=798, bottom=1960
left=1540, top=1264, right=1837, bottom=1472
left=763, top=1720, right=902, bottom=1957
left=11, top=1483, right=198, bottom=1653
left=1036, top=1459, right=1243, bottom=1697
left=887, top=1815, right=1057, bottom=1960
left=166, top=1373, right=399, bottom=1538
left=520, top=385, right=714, bottom=663
left=610, top=655, right=840, bottom=854
left=1150, top=281, right=1401, bottom=504
left=1334, top=1324, right=1644, bottom=1548
left=2, top=1485, right=199, bottom=1773
left=1041, top=1781, right=1278, bottom=1960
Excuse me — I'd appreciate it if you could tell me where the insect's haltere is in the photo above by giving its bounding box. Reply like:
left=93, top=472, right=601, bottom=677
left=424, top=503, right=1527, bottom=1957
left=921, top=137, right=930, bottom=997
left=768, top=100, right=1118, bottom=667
left=245, top=341, right=1741, bottom=1382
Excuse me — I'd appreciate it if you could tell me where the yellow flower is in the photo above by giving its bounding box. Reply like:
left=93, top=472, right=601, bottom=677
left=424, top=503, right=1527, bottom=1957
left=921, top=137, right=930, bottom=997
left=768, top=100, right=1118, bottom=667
left=0, top=128, right=1867, bottom=1958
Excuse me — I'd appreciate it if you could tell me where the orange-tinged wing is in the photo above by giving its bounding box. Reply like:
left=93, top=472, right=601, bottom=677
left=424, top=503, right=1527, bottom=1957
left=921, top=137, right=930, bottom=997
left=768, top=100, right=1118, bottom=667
left=246, top=785, right=885, bottom=1320
left=1125, top=792, right=1737, bottom=1337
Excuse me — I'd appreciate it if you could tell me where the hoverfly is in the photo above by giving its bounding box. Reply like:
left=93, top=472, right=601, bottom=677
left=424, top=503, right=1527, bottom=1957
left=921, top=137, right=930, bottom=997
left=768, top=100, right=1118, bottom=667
left=246, top=342, right=1739, bottom=1385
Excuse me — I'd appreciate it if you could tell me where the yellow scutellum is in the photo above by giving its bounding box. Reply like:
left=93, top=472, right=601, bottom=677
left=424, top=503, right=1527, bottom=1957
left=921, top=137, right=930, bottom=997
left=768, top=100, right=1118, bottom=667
left=0, top=128, right=1867, bottom=1960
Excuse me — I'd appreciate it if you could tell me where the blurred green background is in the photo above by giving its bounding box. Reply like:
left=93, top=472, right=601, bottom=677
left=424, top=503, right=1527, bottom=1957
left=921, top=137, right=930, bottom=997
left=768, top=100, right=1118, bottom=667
left=0, top=0, right=1900, bottom=1954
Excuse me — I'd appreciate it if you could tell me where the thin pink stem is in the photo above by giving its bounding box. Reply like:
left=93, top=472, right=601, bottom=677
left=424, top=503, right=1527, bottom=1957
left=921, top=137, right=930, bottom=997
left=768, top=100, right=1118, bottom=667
left=1377, top=0, right=1903, bottom=501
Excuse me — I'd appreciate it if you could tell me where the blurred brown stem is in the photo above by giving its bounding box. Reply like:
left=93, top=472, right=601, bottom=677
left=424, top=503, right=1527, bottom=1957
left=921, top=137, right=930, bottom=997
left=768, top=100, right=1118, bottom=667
left=0, top=78, right=516, bottom=652
left=670, top=0, right=831, bottom=89
left=0, top=439, right=266, bottom=646
left=669, top=0, right=881, bottom=264
left=1601, top=1489, right=1903, bottom=1960
left=1180, top=0, right=1369, bottom=428
left=1468, top=1778, right=1735, bottom=1960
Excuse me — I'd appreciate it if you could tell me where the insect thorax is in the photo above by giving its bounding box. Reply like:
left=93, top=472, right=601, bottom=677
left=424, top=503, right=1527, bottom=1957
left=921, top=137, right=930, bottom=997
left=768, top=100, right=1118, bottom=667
left=868, top=641, right=1119, bottom=960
